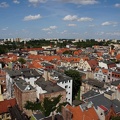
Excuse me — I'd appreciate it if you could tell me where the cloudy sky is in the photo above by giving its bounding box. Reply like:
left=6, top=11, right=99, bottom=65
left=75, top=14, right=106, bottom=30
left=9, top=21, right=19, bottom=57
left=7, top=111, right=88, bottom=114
left=0, top=0, right=120, bottom=39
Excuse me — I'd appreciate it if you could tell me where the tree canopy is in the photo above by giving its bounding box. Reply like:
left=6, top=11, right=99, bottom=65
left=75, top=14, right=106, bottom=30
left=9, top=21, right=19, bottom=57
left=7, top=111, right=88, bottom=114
left=111, top=116, right=120, bottom=120
left=18, top=57, right=26, bottom=64
left=64, top=69, right=81, bottom=100
left=24, top=95, right=68, bottom=117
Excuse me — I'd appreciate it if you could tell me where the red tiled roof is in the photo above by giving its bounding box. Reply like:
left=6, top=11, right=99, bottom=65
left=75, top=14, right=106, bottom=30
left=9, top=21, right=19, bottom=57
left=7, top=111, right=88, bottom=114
left=0, top=70, right=6, bottom=76
left=28, top=60, right=43, bottom=69
left=99, top=105, right=108, bottom=111
left=96, top=52, right=103, bottom=57
left=102, top=69, right=108, bottom=74
left=57, top=48, right=70, bottom=54
left=74, top=49, right=82, bottom=55
left=116, top=54, right=120, bottom=60
left=94, top=67, right=99, bottom=72
left=66, top=105, right=99, bottom=120
left=87, top=59, right=98, bottom=70
left=0, top=98, right=17, bottom=114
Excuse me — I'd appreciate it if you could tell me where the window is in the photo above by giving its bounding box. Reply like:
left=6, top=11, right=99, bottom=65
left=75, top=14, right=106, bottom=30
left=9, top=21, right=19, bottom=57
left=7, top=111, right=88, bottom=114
left=65, top=85, right=68, bottom=88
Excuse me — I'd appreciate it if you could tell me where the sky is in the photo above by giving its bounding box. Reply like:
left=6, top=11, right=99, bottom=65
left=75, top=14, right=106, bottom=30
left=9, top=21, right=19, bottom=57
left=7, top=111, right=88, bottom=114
left=0, top=0, right=120, bottom=39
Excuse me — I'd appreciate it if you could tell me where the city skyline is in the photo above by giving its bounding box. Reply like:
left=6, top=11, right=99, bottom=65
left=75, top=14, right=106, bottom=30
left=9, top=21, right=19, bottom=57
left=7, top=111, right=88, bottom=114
left=0, top=0, right=120, bottom=39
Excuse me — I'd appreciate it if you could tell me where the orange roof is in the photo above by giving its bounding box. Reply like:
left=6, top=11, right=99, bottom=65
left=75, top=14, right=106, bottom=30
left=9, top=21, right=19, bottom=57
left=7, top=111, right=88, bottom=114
left=0, top=98, right=17, bottom=114
left=74, top=49, right=82, bottom=55
left=87, top=59, right=98, bottom=70
left=57, top=48, right=70, bottom=54
left=81, top=56, right=89, bottom=61
left=0, top=70, right=6, bottom=76
left=94, top=67, right=99, bottom=72
left=94, top=67, right=108, bottom=74
left=102, top=68, right=108, bottom=74
left=116, top=54, right=120, bottom=60
left=66, top=105, right=99, bottom=120
left=96, top=52, right=103, bottom=57
left=28, top=60, right=43, bottom=69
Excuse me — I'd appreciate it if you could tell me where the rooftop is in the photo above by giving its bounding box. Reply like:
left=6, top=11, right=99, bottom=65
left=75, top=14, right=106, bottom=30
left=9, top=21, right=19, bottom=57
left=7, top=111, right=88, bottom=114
left=35, top=77, right=65, bottom=94
left=14, top=78, right=35, bottom=91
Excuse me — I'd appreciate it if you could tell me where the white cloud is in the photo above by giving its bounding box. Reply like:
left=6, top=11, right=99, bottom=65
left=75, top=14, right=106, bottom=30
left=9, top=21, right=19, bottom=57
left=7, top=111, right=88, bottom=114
left=2, top=27, right=8, bottom=31
left=63, top=15, right=78, bottom=21
left=78, top=17, right=93, bottom=22
left=61, top=30, right=67, bottom=34
left=63, top=15, right=93, bottom=22
left=0, top=2, right=9, bottom=8
left=68, top=24, right=76, bottom=26
left=106, top=32, right=120, bottom=36
left=49, top=26, right=57, bottom=29
left=13, top=0, right=20, bottom=4
left=101, top=21, right=118, bottom=26
left=23, top=14, right=42, bottom=21
left=28, top=0, right=47, bottom=6
left=42, top=26, right=57, bottom=31
left=115, top=3, right=120, bottom=8
left=59, top=0, right=98, bottom=5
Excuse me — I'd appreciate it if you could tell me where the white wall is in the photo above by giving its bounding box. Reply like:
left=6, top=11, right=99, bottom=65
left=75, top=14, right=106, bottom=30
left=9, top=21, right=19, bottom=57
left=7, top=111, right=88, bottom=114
left=98, top=62, right=108, bottom=69
left=57, top=79, right=72, bottom=104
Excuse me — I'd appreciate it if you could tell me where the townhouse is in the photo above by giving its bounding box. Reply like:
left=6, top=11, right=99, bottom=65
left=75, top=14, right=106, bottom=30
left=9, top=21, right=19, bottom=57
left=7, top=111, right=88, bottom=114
left=94, top=67, right=108, bottom=82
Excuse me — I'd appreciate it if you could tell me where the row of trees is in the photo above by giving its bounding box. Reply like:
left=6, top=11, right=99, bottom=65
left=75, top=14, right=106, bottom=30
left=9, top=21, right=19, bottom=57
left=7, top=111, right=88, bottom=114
left=0, top=39, right=119, bottom=54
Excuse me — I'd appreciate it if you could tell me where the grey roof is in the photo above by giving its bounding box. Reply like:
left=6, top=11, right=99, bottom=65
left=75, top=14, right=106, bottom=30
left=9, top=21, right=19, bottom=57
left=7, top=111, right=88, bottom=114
left=72, top=100, right=83, bottom=106
left=82, top=90, right=100, bottom=99
left=23, top=69, right=41, bottom=78
left=35, top=78, right=65, bottom=93
left=52, top=71, right=72, bottom=83
left=111, top=80, right=120, bottom=86
left=87, top=94, right=120, bottom=113
left=14, top=78, right=35, bottom=91
left=33, top=113, right=45, bottom=120
left=41, top=62, right=53, bottom=67
left=5, top=68, right=41, bottom=78
left=9, top=105, right=29, bottom=120
left=111, top=99, right=120, bottom=113
left=104, top=90, right=114, bottom=95
left=82, top=79, right=104, bottom=88
left=5, top=69, right=22, bottom=77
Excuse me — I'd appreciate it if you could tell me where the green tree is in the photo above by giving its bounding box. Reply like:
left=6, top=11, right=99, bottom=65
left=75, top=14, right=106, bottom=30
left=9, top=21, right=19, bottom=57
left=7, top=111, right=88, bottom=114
left=24, top=95, right=63, bottom=117
left=18, top=57, right=26, bottom=64
left=64, top=69, right=81, bottom=100
left=63, top=50, right=72, bottom=55
left=111, top=116, right=120, bottom=120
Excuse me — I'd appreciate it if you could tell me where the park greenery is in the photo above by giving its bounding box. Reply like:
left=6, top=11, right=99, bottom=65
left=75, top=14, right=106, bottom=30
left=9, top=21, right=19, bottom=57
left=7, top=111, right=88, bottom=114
left=64, top=69, right=81, bottom=100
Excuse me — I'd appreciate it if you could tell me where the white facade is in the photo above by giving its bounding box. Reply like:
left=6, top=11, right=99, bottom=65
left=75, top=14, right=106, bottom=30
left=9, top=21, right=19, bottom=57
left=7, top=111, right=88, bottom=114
left=82, top=61, right=91, bottom=71
left=24, top=77, right=39, bottom=87
left=94, top=69, right=108, bottom=82
left=57, top=79, right=72, bottom=105
left=35, top=84, right=47, bottom=99
left=6, top=73, right=13, bottom=98
left=98, top=62, right=108, bottom=69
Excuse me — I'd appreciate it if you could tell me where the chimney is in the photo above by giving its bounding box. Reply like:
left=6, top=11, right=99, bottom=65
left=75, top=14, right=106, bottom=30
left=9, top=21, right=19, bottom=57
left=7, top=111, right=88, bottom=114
left=44, top=69, right=48, bottom=81
left=52, top=112, right=54, bottom=120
